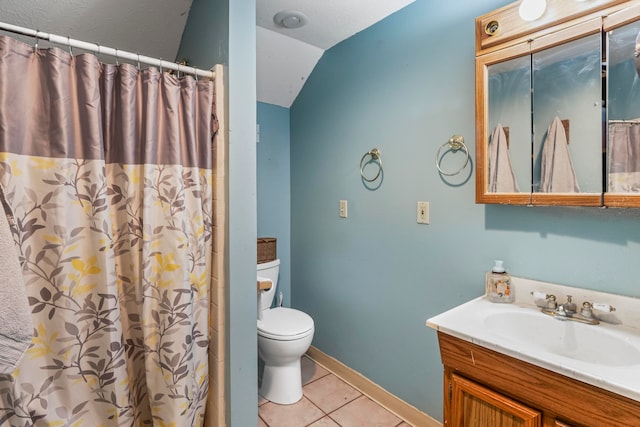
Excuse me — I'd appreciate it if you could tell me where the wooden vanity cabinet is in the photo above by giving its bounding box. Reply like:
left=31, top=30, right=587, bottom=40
left=438, top=332, right=640, bottom=426
left=450, top=373, right=541, bottom=427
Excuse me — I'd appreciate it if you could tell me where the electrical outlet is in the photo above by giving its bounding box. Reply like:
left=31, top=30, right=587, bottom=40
left=339, top=200, right=348, bottom=218
left=417, top=201, right=429, bottom=224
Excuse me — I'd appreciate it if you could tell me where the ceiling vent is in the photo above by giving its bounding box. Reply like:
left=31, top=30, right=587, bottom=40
left=273, top=10, right=309, bottom=29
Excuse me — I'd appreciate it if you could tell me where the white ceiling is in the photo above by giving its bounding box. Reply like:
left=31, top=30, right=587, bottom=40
left=257, top=0, right=415, bottom=107
left=1, top=0, right=192, bottom=62
left=0, top=0, right=415, bottom=108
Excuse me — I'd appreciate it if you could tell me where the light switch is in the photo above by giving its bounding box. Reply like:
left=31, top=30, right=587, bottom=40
left=339, top=200, right=348, bottom=218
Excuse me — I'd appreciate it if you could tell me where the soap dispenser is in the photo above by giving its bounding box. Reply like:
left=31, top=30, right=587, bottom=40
left=486, top=260, right=514, bottom=303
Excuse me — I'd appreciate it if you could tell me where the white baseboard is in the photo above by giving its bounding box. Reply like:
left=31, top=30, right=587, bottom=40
left=306, top=346, right=441, bottom=427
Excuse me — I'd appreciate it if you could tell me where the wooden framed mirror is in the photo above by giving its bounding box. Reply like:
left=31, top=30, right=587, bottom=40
left=476, top=0, right=640, bottom=207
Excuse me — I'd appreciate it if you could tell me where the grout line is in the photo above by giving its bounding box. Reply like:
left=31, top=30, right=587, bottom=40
left=328, top=415, right=343, bottom=427
left=305, top=352, right=418, bottom=426
left=260, top=358, right=412, bottom=427
left=321, top=414, right=343, bottom=427
left=319, top=381, right=363, bottom=416
left=303, top=379, right=361, bottom=423
left=300, top=395, right=327, bottom=423
left=301, top=373, right=330, bottom=388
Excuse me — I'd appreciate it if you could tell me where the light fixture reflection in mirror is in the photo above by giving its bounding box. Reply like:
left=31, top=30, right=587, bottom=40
left=519, top=0, right=547, bottom=21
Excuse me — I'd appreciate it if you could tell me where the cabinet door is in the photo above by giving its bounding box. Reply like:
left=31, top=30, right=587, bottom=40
left=451, top=374, right=541, bottom=427
left=604, top=4, right=640, bottom=207
left=476, top=19, right=604, bottom=206
left=530, top=27, right=603, bottom=205
left=476, top=42, right=533, bottom=205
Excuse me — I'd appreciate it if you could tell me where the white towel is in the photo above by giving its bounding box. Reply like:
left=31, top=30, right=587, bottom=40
left=540, top=117, right=580, bottom=193
left=488, top=124, right=520, bottom=192
left=0, top=186, right=33, bottom=374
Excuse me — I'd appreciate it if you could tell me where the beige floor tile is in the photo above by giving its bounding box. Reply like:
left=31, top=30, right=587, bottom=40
left=309, top=416, right=341, bottom=427
left=302, top=355, right=330, bottom=385
left=396, top=423, right=412, bottom=427
left=329, top=395, right=402, bottom=427
left=259, top=396, right=324, bottom=427
left=303, top=374, right=362, bottom=413
left=258, top=416, right=268, bottom=427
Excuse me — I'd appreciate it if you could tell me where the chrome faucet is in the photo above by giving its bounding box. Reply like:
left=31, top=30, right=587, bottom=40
left=541, top=295, right=602, bottom=325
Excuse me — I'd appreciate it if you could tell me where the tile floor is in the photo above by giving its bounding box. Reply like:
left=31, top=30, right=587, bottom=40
left=258, top=355, right=412, bottom=427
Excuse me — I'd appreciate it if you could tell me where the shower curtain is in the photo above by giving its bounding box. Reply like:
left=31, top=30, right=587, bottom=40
left=0, top=35, right=215, bottom=426
left=608, top=121, right=640, bottom=192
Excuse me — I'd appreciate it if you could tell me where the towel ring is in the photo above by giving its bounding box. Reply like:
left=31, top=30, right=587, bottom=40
left=360, top=148, right=383, bottom=182
left=435, top=135, right=469, bottom=176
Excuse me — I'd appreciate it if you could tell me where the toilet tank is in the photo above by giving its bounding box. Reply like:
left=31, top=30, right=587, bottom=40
left=257, top=259, right=280, bottom=311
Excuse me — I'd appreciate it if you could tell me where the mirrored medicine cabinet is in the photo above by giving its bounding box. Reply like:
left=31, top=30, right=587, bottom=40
left=475, top=0, right=640, bottom=207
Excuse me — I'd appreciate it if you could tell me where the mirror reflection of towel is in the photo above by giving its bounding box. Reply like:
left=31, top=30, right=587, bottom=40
left=540, top=116, right=580, bottom=193
left=488, top=124, right=519, bottom=192
left=0, top=186, right=33, bottom=374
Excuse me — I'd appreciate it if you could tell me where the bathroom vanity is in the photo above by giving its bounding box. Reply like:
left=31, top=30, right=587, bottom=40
left=427, top=278, right=640, bottom=426
left=438, top=333, right=639, bottom=426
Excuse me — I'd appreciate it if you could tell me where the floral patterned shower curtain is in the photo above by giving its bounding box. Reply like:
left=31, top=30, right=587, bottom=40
left=0, top=35, right=215, bottom=426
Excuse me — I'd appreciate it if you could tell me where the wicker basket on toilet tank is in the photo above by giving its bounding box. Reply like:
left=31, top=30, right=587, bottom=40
left=257, top=238, right=276, bottom=264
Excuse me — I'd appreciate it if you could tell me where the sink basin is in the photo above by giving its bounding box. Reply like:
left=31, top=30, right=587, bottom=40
left=484, top=311, right=640, bottom=367
left=427, top=279, right=640, bottom=402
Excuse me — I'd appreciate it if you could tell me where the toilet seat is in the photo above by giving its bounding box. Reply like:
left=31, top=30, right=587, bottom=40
left=258, top=307, right=314, bottom=341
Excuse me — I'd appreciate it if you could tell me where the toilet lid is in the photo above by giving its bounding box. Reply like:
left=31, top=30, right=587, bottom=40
left=258, top=307, right=314, bottom=338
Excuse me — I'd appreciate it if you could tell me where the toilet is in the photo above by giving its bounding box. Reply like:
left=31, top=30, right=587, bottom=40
left=257, top=259, right=314, bottom=404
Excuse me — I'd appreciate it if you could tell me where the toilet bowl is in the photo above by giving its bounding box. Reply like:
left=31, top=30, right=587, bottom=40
left=257, top=259, right=314, bottom=404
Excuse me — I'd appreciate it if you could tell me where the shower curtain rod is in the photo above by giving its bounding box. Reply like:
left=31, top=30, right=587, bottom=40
left=0, top=21, right=215, bottom=80
left=609, top=119, right=640, bottom=124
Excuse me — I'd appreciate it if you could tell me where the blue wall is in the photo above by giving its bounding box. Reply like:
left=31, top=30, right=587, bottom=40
left=175, top=0, right=228, bottom=67
left=257, top=102, right=291, bottom=306
left=288, top=0, right=640, bottom=421
left=179, top=0, right=258, bottom=425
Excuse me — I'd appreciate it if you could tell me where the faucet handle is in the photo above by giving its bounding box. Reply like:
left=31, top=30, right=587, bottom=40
left=581, top=302, right=594, bottom=318
left=592, top=302, right=616, bottom=313
left=563, top=295, right=577, bottom=314
left=546, top=294, right=557, bottom=310
left=531, top=291, right=547, bottom=300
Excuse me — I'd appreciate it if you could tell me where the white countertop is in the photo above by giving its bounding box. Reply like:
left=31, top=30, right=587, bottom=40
left=426, top=277, right=640, bottom=403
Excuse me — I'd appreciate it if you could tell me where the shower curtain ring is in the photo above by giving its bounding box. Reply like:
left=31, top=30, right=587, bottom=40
left=114, top=48, right=119, bottom=66
left=95, top=42, right=100, bottom=55
left=360, top=148, right=383, bottom=182
left=193, top=67, right=198, bottom=81
left=67, top=36, right=72, bottom=55
left=33, top=29, right=40, bottom=51
left=137, top=53, right=141, bottom=70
